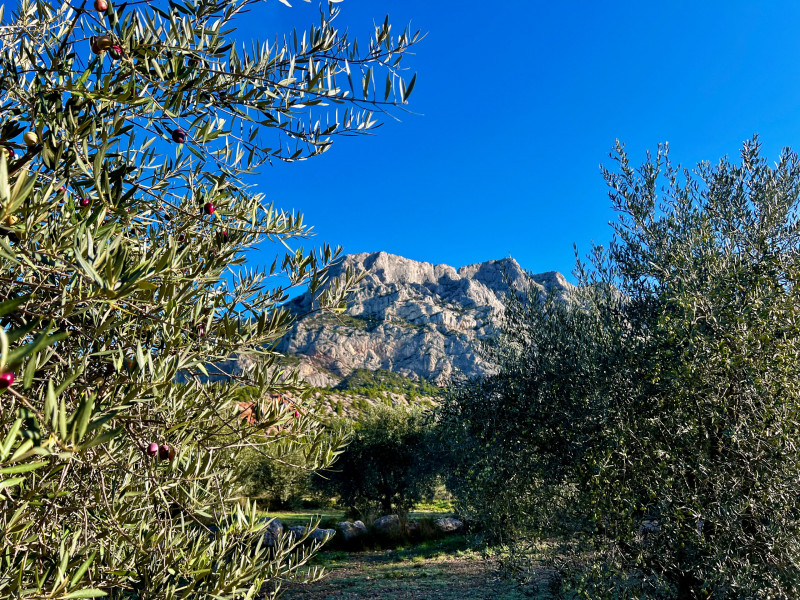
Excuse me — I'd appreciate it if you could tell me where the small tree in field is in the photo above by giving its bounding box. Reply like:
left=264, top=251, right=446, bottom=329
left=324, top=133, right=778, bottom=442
left=441, top=138, right=800, bottom=598
left=0, top=0, right=420, bottom=597
left=314, top=404, right=440, bottom=520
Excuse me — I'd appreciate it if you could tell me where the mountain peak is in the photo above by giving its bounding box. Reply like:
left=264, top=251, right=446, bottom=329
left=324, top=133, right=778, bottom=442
left=279, top=252, right=572, bottom=385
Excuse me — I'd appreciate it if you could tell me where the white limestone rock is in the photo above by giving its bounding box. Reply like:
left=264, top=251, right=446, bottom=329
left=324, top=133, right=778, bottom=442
left=277, top=252, right=573, bottom=384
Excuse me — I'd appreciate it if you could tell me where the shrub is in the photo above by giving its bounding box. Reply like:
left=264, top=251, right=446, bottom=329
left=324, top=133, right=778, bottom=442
left=335, top=368, right=441, bottom=400
left=242, top=446, right=313, bottom=509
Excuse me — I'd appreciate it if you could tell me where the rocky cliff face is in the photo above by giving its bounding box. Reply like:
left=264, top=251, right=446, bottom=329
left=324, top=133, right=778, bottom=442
left=276, top=252, right=573, bottom=386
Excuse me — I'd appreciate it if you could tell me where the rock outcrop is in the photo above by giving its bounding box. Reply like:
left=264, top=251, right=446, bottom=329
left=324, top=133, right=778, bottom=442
left=277, top=252, right=573, bottom=385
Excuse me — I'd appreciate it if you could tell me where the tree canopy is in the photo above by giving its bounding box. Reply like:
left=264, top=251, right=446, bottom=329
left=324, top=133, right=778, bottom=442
left=314, top=404, right=440, bottom=520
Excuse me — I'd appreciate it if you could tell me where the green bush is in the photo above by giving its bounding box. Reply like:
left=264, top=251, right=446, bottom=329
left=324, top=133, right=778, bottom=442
left=440, top=138, right=800, bottom=598
left=440, top=281, right=620, bottom=546
left=242, top=446, right=313, bottom=509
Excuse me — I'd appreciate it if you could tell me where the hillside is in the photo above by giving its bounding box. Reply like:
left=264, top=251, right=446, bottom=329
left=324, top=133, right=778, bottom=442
left=307, top=368, right=440, bottom=418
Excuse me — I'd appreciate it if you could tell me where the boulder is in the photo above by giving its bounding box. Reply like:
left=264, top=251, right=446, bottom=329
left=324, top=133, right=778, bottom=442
left=286, top=525, right=335, bottom=544
left=261, top=518, right=283, bottom=546
left=434, top=517, right=463, bottom=534
left=373, top=514, right=401, bottom=535
left=308, top=528, right=335, bottom=543
left=337, top=520, right=367, bottom=542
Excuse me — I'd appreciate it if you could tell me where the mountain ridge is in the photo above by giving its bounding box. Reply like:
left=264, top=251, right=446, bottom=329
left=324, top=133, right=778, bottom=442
left=275, top=251, right=573, bottom=386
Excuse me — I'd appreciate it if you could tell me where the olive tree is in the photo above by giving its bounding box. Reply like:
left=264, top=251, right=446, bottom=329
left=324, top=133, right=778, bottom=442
left=440, top=138, right=800, bottom=599
left=439, top=275, right=626, bottom=547
left=314, top=404, right=440, bottom=520
left=0, top=0, right=420, bottom=597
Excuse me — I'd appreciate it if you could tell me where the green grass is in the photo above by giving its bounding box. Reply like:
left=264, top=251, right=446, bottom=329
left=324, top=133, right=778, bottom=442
left=264, top=508, right=344, bottom=528
left=413, top=499, right=454, bottom=514
left=280, top=536, right=556, bottom=599
left=261, top=502, right=454, bottom=528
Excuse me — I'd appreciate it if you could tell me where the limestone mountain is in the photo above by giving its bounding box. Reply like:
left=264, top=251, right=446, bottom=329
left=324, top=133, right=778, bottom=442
left=275, top=251, right=573, bottom=387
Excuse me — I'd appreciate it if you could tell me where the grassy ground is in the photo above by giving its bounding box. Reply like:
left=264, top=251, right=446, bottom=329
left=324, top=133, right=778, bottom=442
left=265, top=500, right=455, bottom=528
left=265, top=509, right=343, bottom=528
left=266, top=509, right=453, bottom=528
left=279, top=536, right=554, bottom=600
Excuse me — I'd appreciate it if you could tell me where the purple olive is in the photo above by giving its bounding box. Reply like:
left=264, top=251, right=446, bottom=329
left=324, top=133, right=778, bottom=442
left=172, top=128, right=186, bottom=144
left=0, top=372, right=15, bottom=389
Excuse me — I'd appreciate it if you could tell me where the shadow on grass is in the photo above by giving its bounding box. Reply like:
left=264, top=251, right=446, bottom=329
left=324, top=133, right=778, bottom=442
left=281, top=534, right=553, bottom=600
left=313, top=535, right=476, bottom=569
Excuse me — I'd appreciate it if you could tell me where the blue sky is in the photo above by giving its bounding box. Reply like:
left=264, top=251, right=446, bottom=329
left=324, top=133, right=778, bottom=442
left=235, top=1, right=800, bottom=282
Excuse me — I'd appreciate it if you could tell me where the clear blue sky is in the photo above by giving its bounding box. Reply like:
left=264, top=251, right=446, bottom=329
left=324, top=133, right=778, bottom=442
left=236, top=0, right=800, bottom=282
